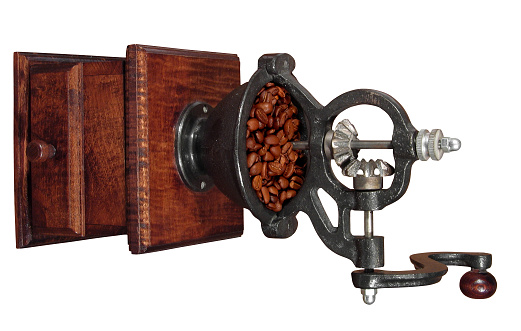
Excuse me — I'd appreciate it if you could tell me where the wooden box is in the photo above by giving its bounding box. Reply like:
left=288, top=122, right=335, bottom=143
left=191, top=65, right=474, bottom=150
left=14, top=46, right=244, bottom=252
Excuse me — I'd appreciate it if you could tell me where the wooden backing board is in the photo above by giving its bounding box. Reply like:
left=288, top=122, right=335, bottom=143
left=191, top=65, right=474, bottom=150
left=126, top=45, right=244, bottom=253
left=14, top=53, right=127, bottom=248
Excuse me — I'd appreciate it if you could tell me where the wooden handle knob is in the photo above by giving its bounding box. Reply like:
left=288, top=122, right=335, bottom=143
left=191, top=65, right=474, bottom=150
left=27, top=140, right=56, bottom=162
left=460, top=270, right=497, bottom=299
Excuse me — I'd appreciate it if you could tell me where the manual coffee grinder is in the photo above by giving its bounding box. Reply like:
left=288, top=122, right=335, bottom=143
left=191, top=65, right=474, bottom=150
left=175, top=53, right=496, bottom=304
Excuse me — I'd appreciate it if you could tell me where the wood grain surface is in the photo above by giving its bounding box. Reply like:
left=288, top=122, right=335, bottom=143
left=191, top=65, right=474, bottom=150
left=126, top=45, right=243, bottom=253
left=14, top=53, right=126, bottom=248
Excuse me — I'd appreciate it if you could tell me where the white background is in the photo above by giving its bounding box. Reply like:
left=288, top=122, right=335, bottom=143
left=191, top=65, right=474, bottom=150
left=1, top=1, right=519, bottom=330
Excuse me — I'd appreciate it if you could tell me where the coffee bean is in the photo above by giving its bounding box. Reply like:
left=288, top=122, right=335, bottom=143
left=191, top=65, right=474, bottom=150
left=264, top=135, right=280, bottom=145
left=288, top=151, right=298, bottom=162
left=261, top=161, right=269, bottom=179
left=283, top=119, right=293, bottom=137
left=257, top=102, right=273, bottom=114
left=252, top=175, right=262, bottom=191
left=267, top=87, right=279, bottom=96
left=290, top=176, right=304, bottom=184
left=255, top=108, right=269, bottom=124
left=263, top=151, right=275, bottom=162
left=276, top=86, right=285, bottom=98
left=258, top=146, right=268, bottom=157
left=247, top=152, right=259, bottom=168
left=282, top=142, right=292, bottom=154
left=247, top=118, right=260, bottom=131
left=278, top=177, right=289, bottom=189
left=270, top=145, right=281, bottom=158
left=283, top=162, right=294, bottom=178
left=269, top=162, right=284, bottom=175
left=255, top=131, right=264, bottom=144
left=294, top=166, right=304, bottom=176
left=246, top=82, right=306, bottom=212
left=249, top=162, right=262, bottom=176
left=279, top=191, right=287, bottom=204
left=246, top=137, right=256, bottom=150
left=261, top=186, right=270, bottom=204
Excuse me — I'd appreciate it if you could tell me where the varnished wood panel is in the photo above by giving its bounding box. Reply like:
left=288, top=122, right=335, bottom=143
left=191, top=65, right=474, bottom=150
left=14, top=53, right=126, bottom=248
left=83, top=61, right=126, bottom=228
left=29, top=62, right=85, bottom=237
left=126, top=45, right=243, bottom=253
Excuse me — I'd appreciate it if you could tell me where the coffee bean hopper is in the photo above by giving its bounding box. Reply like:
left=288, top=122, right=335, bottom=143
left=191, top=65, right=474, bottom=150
left=175, top=53, right=496, bottom=304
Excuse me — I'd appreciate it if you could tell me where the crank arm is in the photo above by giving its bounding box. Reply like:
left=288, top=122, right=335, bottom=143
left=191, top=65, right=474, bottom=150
left=352, top=252, right=496, bottom=303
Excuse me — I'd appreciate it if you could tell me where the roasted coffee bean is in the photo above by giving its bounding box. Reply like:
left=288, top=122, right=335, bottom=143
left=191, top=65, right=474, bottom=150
left=279, top=191, right=287, bottom=204
left=246, top=82, right=306, bottom=212
left=290, top=176, right=304, bottom=184
left=269, top=162, right=285, bottom=176
left=255, top=108, right=269, bottom=124
left=283, top=119, right=294, bottom=137
left=247, top=118, right=260, bottom=131
left=276, top=86, right=285, bottom=98
left=267, top=116, right=274, bottom=128
left=249, top=162, right=262, bottom=176
left=261, top=186, right=270, bottom=204
left=273, top=181, right=281, bottom=190
left=247, top=152, right=259, bottom=168
left=289, top=181, right=301, bottom=190
left=282, top=142, right=292, bottom=154
left=288, top=150, right=298, bottom=162
left=263, top=151, right=275, bottom=162
left=252, top=175, right=262, bottom=191
left=264, top=134, right=279, bottom=145
left=273, top=202, right=283, bottom=212
left=276, top=130, right=285, bottom=140
left=261, top=161, right=269, bottom=179
left=294, top=166, right=304, bottom=176
left=283, top=162, right=294, bottom=178
left=258, top=145, right=268, bottom=156
left=257, top=102, right=273, bottom=114
left=270, top=145, right=281, bottom=158
left=267, top=86, right=279, bottom=95
left=246, top=137, right=256, bottom=150
left=255, top=130, right=264, bottom=144
left=278, top=177, right=289, bottom=189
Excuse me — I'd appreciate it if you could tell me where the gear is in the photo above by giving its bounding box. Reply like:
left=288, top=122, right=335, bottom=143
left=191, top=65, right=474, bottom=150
left=331, top=119, right=358, bottom=167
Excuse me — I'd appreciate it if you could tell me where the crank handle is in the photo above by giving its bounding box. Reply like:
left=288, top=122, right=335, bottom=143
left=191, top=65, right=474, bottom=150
left=351, top=252, right=496, bottom=304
